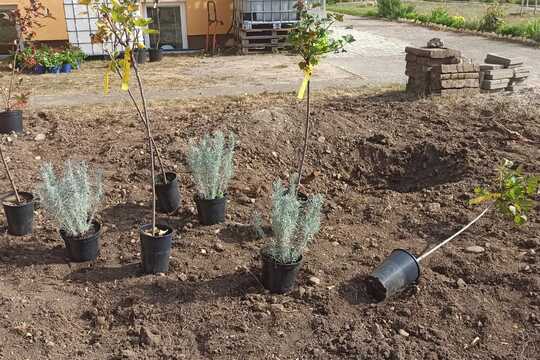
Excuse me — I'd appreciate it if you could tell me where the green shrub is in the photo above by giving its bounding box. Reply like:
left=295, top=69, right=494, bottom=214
left=188, top=131, right=236, bottom=200
left=429, top=8, right=452, bottom=26
left=377, top=0, right=414, bottom=19
left=524, top=20, right=540, bottom=42
left=479, top=4, right=505, bottom=32
left=38, top=161, right=103, bottom=237
left=463, top=18, right=481, bottom=30
left=450, top=15, right=466, bottom=28
left=260, top=175, right=324, bottom=264
left=498, top=23, right=526, bottom=37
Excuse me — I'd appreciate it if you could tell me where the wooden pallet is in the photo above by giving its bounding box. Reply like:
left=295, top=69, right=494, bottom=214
left=239, top=28, right=292, bottom=54
left=241, top=20, right=297, bottom=30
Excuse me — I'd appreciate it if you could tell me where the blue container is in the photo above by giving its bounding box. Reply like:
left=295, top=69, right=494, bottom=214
left=47, top=66, right=61, bottom=74
left=61, top=63, right=72, bottom=73
left=33, top=64, right=45, bottom=74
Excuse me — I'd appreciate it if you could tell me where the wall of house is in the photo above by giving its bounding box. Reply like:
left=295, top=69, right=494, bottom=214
left=151, top=0, right=233, bottom=36
left=0, top=0, right=68, bottom=41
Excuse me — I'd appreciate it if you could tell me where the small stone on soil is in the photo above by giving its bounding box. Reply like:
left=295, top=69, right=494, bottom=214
left=465, top=245, right=485, bottom=254
left=456, top=278, right=467, bottom=288
left=427, top=202, right=441, bottom=212
left=308, top=276, right=321, bottom=286
left=178, top=273, right=188, bottom=281
left=34, top=133, right=46, bottom=141
left=398, top=329, right=410, bottom=337
left=214, top=242, right=225, bottom=252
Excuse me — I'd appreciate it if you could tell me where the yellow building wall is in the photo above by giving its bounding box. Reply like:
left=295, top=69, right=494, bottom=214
left=0, top=0, right=68, bottom=41
left=155, top=0, right=233, bottom=36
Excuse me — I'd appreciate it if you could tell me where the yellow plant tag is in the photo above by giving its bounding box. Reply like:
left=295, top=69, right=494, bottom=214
left=297, top=65, right=313, bottom=100
left=121, top=48, right=131, bottom=91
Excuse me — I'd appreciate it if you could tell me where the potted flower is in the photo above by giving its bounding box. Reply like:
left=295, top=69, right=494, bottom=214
left=148, top=1, right=163, bottom=62
left=43, top=51, right=63, bottom=74
left=71, top=47, right=87, bottom=69
left=85, top=0, right=174, bottom=273
left=60, top=49, right=76, bottom=73
left=188, top=131, right=236, bottom=225
left=38, top=161, right=104, bottom=262
left=33, top=47, right=47, bottom=74
left=0, top=145, right=34, bottom=236
left=256, top=174, right=324, bottom=294
left=0, top=46, right=29, bottom=134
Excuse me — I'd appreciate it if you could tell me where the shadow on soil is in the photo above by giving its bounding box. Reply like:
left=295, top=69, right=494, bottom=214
left=0, top=243, right=66, bottom=267
left=102, top=202, right=194, bottom=234
left=130, top=272, right=260, bottom=305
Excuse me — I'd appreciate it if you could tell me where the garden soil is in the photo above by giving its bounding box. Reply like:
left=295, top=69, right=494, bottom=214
left=0, top=88, right=539, bottom=359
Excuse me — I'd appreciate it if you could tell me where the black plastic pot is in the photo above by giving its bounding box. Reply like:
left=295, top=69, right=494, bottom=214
left=134, top=49, right=147, bottom=65
left=148, top=48, right=163, bottom=62
left=367, top=249, right=421, bottom=302
left=261, top=250, right=303, bottom=294
left=0, top=110, right=23, bottom=134
left=195, top=195, right=226, bottom=225
left=60, top=221, right=101, bottom=262
left=155, top=172, right=181, bottom=213
left=140, top=224, right=173, bottom=274
left=2, top=192, right=34, bottom=236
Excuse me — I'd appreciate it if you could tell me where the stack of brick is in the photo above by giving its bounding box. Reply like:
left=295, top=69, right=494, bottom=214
left=480, top=53, right=530, bottom=92
left=405, top=46, right=462, bottom=96
left=430, top=63, right=481, bottom=96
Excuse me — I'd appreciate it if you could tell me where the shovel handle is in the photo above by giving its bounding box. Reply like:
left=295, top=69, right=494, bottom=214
left=417, top=205, right=492, bottom=262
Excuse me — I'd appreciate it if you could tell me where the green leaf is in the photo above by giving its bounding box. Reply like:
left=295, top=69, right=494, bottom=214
left=143, top=28, right=159, bottom=35
left=134, top=18, right=153, bottom=27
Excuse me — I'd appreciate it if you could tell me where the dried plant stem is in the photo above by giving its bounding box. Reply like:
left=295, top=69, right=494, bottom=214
left=0, top=146, right=21, bottom=203
left=132, top=58, right=156, bottom=235
left=296, top=80, right=311, bottom=191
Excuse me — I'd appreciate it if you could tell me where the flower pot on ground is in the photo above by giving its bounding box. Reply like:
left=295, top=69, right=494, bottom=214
left=134, top=48, right=147, bottom=65
left=38, top=161, right=104, bottom=262
left=261, top=249, right=303, bottom=294
left=139, top=223, right=174, bottom=274
left=0, top=144, right=32, bottom=236
left=195, top=194, right=226, bottom=225
left=2, top=192, right=34, bottom=236
left=367, top=159, right=539, bottom=302
left=148, top=48, right=163, bottom=62
left=0, top=110, right=23, bottom=134
left=61, top=63, right=72, bottom=73
left=61, top=220, right=101, bottom=262
left=46, top=66, right=60, bottom=74
left=188, top=131, right=236, bottom=226
left=255, top=175, right=324, bottom=294
left=155, top=172, right=181, bottom=213
left=33, top=64, right=45, bottom=74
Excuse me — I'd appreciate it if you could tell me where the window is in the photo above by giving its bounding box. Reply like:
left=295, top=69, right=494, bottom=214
left=0, top=5, right=17, bottom=54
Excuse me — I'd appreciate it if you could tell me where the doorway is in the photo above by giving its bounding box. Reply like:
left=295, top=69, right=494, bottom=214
left=145, top=3, right=188, bottom=51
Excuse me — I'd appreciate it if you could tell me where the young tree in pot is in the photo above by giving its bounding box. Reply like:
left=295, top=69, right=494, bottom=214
left=0, top=145, right=34, bottom=236
left=38, top=161, right=104, bottom=262
left=188, top=131, right=236, bottom=225
left=0, top=71, right=29, bottom=134
left=85, top=0, right=176, bottom=273
left=288, top=1, right=354, bottom=189
left=368, top=159, right=539, bottom=302
left=148, top=0, right=163, bottom=62
left=256, top=175, right=324, bottom=294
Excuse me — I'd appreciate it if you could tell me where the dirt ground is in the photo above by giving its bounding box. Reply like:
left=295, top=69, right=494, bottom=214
left=0, top=87, right=539, bottom=360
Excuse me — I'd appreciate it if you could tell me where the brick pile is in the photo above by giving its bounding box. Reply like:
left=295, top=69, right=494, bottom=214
left=405, top=45, right=480, bottom=96
left=480, top=53, right=530, bottom=92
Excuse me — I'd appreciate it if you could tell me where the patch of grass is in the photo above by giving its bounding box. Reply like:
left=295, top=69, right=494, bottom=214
left=327, top=4, right=378, bottom=17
